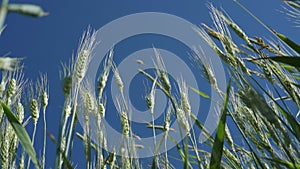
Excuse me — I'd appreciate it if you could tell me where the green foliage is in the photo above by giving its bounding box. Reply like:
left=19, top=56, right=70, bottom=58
left=209, top=80, right=231, bottom=169
left=1, top=102, right=40, bottom=169
left=273, top=30, right=300, bottom=54
left=189, top=85, right=210, bottom=99
left=257, top=56, right=300, bottom=68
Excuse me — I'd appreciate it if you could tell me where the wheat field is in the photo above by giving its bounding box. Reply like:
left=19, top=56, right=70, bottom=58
left=0, top=0, right=300, bottom=169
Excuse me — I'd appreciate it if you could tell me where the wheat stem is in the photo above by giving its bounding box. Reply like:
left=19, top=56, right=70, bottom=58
left=26, top=124, right=37, bottom=169
left=42, top=108, right=46, bottom=169
left=64, top=85, right=79, bottom=161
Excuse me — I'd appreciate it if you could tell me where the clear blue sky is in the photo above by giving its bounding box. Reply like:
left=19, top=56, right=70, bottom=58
left=1, top=0, right=298, bottom=168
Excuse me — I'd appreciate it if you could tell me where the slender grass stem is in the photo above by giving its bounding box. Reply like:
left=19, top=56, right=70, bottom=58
left=164, top=131, right=169, bottom=169
left=42, top=109, right=46, bottom=169
left=54, top=101, right=69, bottom=169
left=151, top=112, right=159, bottom=168
left=233, top=0, right=298, bottom=54
left=26, top=123, right=37, bottom=169
left=65, top=85, right=80, bottom=160
left=149, top=78, right=158, bottom=167
left=229, top=110, right=265, bottom=169
left=139, top=70, right=188, bottom=151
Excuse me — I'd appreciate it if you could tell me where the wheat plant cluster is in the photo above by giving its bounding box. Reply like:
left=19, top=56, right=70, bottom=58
left=0, top=0, right=300, bottom=169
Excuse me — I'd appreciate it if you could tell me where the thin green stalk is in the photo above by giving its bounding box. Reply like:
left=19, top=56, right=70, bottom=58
left=233, top=0, right=274, bottom=35
left=64, top=85, right=80, bottom=160
left=138, top=69, right=186, bottom=149
left=42, top=109, right=46, bottom=169
left=26, top=123, right=37, bottom=169
left=188, top=134, right=201, bottom=167
left=113, top=70, right=139, bottom=168
left=54, top=101, right=69, bottom=169
left=164, top=131, right=169, bottom=169
left=183, top=137, right=189, bottom=169
left=229, top=111, right=265, bottom=169
left=84, top=120, right=92, bottom=169
left=151, top=112, right=158, bottom=168
left=233, top=0, right=298, bottom=53
left=96, top=135, right=102, bottom=168
left=139, top=69, right=195, bottom=167
left=184, top=106, right=202, bottom=167
left=95, top=116, right=103, bottom=168
left=149, top=78, right=158, bottom=168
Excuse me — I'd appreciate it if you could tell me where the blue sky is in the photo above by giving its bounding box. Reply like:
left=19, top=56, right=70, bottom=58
left=1, top=0, right=299, bottom=168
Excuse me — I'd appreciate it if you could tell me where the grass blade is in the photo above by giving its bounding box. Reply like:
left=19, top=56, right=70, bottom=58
left=276, top=105, right=300, bottom=142
left=1, top=102, right=41, bottom=169
left=209, top=79, right=231, bottom=169
left=168, top=136, right=192, bottom=168
left=265, top=158, right=300, bottom=169
left=76, top=132, right=97, bottom=151
left=272, top=30, right=300, bottom=54
left=189, top=85, right=210, bottom=98
left=254, top=56, right=300, bottom=68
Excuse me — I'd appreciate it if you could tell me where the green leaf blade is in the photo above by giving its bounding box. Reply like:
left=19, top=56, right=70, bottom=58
left=189, top=85, right=210, bottom=99
left=274, top=31, right=300, bottom=54
left=267, top=56, right=300, bottom=68
left=209, top=80, right=231, bottom=169
left=1, top=102, right=41, bottom=169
